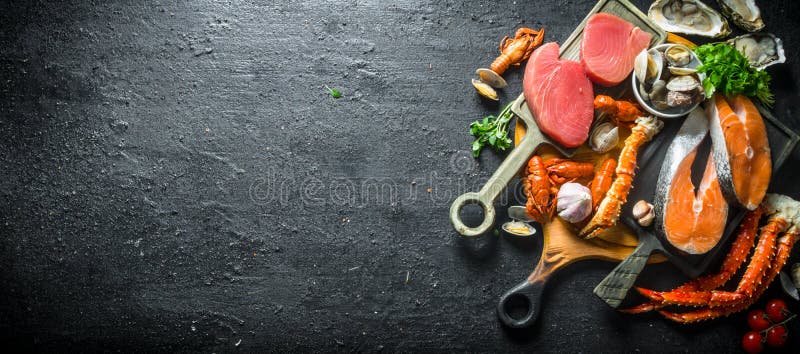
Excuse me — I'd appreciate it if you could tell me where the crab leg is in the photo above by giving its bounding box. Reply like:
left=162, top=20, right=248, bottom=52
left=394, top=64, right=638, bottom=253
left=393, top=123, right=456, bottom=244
left=658, top=229, right=799, bottom=323
left=621, top=207, right=762, bottom=314
left=579, top=116, right=663, bottom=239
left=636, top=216, right=786, bottom=308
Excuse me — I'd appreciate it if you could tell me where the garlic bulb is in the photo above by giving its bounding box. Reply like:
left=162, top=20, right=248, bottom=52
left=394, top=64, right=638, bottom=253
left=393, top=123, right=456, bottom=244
left=556, top=182, right=592, bottom=223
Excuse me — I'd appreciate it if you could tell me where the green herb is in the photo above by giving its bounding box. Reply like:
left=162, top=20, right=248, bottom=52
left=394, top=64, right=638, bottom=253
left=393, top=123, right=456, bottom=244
left=493, top=228, right=499, bottom=236
left=469, top=102, right=514, bottom=158
left=325, top=85, right=342, bottom=99
left=694, top=43, right=774, bottom=107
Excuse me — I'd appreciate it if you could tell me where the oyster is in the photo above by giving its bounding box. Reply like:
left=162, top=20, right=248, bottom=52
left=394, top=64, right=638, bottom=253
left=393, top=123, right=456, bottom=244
left=727, top=33, right=786, bottom=70
left=717, top=0, right=764, bottom=32
left=648, top=0, right=731, bottom=38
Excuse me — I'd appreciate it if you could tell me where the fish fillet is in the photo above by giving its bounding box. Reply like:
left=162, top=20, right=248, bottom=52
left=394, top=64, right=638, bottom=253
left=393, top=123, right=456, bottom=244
left=580, top=13, right=652, bottom=87
left=707, top=94, right=771, bottom=210
left=523, top=42, right=594, bottom=147
left=664, top=149, right=729, bottom=255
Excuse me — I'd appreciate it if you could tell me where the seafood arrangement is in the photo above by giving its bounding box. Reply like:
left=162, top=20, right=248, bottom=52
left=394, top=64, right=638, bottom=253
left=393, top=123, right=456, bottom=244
left=633, top=43, right=705, bottom=117
left=453, top=0, right=799, bottom=340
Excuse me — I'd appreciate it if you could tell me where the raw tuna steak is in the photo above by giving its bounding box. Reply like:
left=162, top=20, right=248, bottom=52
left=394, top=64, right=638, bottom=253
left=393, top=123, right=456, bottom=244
left=523, top=42, right=594, bottom=148
left=707, top=94, right=771, bottom=210
left=581, top=13, right=652, bottom=86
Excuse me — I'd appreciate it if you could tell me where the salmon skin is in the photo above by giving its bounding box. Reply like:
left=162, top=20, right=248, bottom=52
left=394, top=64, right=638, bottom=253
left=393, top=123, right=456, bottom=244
left=654, top=107, right=729, bottom=255
left=523, top=42, right=594, bottom=148
left=580, top=13, right=652, bottom=87
left=707, top=94, right=772, bottom=210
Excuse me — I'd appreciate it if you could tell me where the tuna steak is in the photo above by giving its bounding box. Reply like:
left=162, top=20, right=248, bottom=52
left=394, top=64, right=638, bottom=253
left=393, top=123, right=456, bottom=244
left=707, top=94, right=771, bottom=210
left=580, top=13, right=652, bottom=87
left=523, top=42, right=594, bottom=148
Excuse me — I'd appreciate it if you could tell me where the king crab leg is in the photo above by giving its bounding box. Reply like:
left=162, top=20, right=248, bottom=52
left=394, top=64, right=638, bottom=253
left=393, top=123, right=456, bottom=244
left=621, top=207, right=763, bottom=314
left=635, top=217, right=786, bottom=308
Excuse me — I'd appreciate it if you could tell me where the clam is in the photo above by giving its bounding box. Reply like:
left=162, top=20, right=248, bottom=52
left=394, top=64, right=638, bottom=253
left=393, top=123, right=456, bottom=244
left=589, top=122, right=620, bottom=153
left=475, top=68, right=508, bottom=88
left=634, top=49, right=663, bottom=84
left=502, top=220, right=536, bottom=236
left=471, top=79, right=498, bottom=101
left=793, top=263, right=800, bottom=289
left=717, top=0, right=763, bottom=32
left=666, top=74, right=700, bottom=92
left=648, top=0, right=731, bottom=38
left=668, top=66, right=697, bottom=76
left=727, top=33, right=786, bottom=70
left=665, top=45, right=692, bottom=67
left=667, top=90, right=695, bottom=108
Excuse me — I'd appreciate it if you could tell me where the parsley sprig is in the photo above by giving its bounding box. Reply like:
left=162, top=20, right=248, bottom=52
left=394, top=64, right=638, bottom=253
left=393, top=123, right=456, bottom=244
left=694, top=43, right=774, bottom=107
left=469, top=102, right=514, bottom=158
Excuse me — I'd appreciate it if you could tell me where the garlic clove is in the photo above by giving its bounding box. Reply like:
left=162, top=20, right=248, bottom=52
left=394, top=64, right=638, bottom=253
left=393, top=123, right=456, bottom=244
left=556, top=182, right=593, bottom=224
left=632, top=200, right=655, bottom=227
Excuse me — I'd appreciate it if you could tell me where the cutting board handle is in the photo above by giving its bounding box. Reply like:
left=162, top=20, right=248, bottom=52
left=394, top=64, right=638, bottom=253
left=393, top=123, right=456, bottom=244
left=593, top=234, right=658, bottom=308
left=497, top=278, right=546, bottom=328
left=449, top=96, right=546, bottom=237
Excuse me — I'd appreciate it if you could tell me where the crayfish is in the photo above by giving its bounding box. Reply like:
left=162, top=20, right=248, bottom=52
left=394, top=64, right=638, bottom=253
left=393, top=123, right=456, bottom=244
left=476, top=27, right=545, bottom=88
left=522, top=156, right=599, bottom=224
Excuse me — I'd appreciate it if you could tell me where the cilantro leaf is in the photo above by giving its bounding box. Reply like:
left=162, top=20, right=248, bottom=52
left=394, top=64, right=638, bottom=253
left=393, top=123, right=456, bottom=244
left=469, top=102, right=514, bottom=158
left=694, top=43, right=774, bottom=107
left=325, top=85, right=343, bottom=99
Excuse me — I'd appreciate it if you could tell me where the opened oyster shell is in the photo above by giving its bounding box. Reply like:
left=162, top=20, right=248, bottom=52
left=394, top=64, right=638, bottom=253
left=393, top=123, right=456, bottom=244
left=648, top=0, right=731, bottom=39
left=727, top=33, right=786, bottom=70
left=717, top=0, right=764, bottom=32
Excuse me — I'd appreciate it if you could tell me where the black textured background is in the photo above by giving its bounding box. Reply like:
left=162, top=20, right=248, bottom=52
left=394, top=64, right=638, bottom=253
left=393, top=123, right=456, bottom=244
left=2, top=0, right=800, bottom=352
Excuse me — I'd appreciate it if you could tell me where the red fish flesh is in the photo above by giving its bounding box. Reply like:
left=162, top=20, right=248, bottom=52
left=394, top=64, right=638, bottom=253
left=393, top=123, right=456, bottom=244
left=523, top=42, right=594, bottom=148
left=580, top=13, right=652, bottom=87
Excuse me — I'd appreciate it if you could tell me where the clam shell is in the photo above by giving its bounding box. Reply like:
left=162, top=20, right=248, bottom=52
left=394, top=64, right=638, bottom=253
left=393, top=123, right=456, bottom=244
left=792, top=263, right=800, bottom=289
left=502, top=220, right=536, bottom=236
left=589, top=122, right=620, bottom=153
left=634, top=50, right=663, bottom=84
left=665, top=45, right=692, bottom=66
left=471, top=78, right=498, bottom=101
left=668, top=66, right=697, bottom=76
left=476, top=68, right=508, bottom=88
left=667, top=90, right=695, bottom=108
left=666, top=75, right=700, bottom=92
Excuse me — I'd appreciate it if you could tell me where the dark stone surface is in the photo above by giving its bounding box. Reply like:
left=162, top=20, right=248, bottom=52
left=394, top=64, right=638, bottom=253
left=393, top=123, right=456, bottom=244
left=1, top=0, right=800, bottom=352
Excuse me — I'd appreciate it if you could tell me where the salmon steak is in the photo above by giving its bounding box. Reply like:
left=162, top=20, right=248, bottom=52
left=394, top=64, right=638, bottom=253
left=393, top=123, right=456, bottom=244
left=663, top=148, right=729, bottom=255
left=707, top=94, right=771, bottom=210
left=580, top=13, right=652, bottom=87
left=523, top=42, right=594, bottom=148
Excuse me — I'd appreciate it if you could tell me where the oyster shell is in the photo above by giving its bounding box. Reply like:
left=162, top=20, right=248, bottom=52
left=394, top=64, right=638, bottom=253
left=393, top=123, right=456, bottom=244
left=727, top=33, right=786, bottom=70
left=648, top=0, right=731, bottom=39
left=717, top=0, right=764, bottom=32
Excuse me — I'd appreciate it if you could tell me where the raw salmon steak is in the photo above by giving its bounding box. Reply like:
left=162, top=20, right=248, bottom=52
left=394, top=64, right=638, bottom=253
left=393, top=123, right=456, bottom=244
left=523, top=42, right=594, bottom=148
left=664, top=148, right=729, bottom=255
left=580, top=13, right=652, bottom=87
left=707, top=94, right=771, bottom=210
